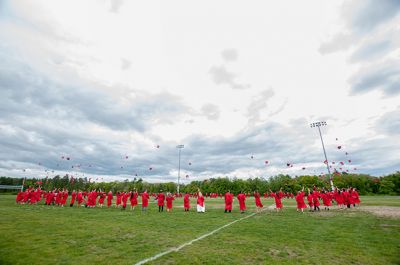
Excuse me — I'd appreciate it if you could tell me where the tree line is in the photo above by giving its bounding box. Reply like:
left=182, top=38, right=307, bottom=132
left=1, top=172, right=399, bottom=195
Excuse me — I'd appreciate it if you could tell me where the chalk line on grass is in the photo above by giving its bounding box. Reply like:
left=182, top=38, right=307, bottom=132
left=134, top=211, right=259, bottom=265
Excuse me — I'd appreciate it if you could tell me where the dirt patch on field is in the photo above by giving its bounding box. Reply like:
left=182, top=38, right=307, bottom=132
left=361, top=206, right=400, bottom=219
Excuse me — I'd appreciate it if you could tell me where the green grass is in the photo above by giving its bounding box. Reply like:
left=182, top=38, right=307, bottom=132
left=0, top=195, right=399, bottom=265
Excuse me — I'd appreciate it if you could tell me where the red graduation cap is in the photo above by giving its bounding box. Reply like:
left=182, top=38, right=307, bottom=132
left=324, top=160, right=328, bottom=164
left=340, top=161, right=344, bottom=165
left=348, top=160, right=351, bottom=163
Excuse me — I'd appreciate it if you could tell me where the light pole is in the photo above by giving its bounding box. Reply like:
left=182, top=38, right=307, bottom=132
left=310, top=121, right=334, bottom=190
left=176, top=144, right=184, bottom=194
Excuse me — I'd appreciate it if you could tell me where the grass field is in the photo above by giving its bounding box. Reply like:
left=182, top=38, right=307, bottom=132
left=0, top=195, right=399, bottom=265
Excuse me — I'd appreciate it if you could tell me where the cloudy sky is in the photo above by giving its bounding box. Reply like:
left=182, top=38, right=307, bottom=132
left=0, top=0, right=399, bottom=183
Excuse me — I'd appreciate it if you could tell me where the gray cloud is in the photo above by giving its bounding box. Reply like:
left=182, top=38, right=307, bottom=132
left=221, top=49, right=238, bottom=62
left=349, top=40, right=392, bottom=63
left=375, top=107, right=400, bottom=135
left=349, top=60, right=400, bottom=95
left=319, top=33, right=355, bottom=54
left=319, top=0, right=400, bottom=96
left=246, top=89, right=275, bottom=124
left=0, top=52, right=189, bottom=132
left=201, top=103, right=220, bottom=120
left=110, top=0, right=124, bottom=13
left=209, top=65, right=250, bottom=90
left=0, top=50, right=195, bottom=180
left=342, top=0, right=400, bottom=33
left=121, top=58, right=131, bottom=70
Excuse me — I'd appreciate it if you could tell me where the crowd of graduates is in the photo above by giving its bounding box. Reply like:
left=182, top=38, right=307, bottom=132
left=15, top=186, right=360, bottom=213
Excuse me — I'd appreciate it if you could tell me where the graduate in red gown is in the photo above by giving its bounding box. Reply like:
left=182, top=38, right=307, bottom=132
left=166, top=193, right=174, bottom=212
left=157, top=190, right=165, bottom=212
left=237, top=191, right=246, bottom=214
left=342, top=188, right=350, bottom=208
left=122, top=192, right=129, bottom=210
left=348, top=188, right=355, bottom=208
left=107, top=191, right=113, bottom=208
left=224, top=190, right=233, bottom=213
left=183, top=192, right=190, bottom=211
left=352, top=188, right=361, bottom=206
left=196, top=189, right=205, bottom=213
left=141, top=190, right=150, bottom=212
left=61, top=189, right=69, bottom=207
left=77, top=190, right=84, bottom=207
left=55, top=189, right=62, bottom=206
left=312, top=187, right=321, bottom=211
left=295, top=187, right=307, bottom=213
left=70, top=190, right=76, bottom=207
left=16, top=191, right=24, bottom=204
left=98, top=192, right=106, bottom=208
left=321, top=190, right=332, bottom=210
left=254, top=191, right=263, bottom=212
left=47, top=190, right=56, bottom=205
left=130, top=189, right=138, bottom=211
left=270, top=189, right=283, bottom=211
left=116, top=192, right=122, bottom=208
left=333, top=188, right=343, bottom=209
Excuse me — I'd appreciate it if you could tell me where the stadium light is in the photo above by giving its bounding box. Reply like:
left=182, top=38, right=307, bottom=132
left=176, top=145, right=184, bottom=194
left=310, top=121, right=334, bottom=190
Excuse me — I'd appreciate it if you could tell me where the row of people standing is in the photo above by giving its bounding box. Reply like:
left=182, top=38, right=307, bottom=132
left=295, top=187, right=361, bottom=212
left=16, top=187, right=360, bottom=213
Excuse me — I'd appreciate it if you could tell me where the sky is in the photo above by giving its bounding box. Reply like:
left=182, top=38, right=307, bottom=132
left=0, top=0, right=399, bottom=183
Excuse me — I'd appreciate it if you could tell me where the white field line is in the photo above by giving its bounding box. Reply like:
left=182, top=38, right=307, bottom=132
left=134, top=209, right=268, bottom=265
